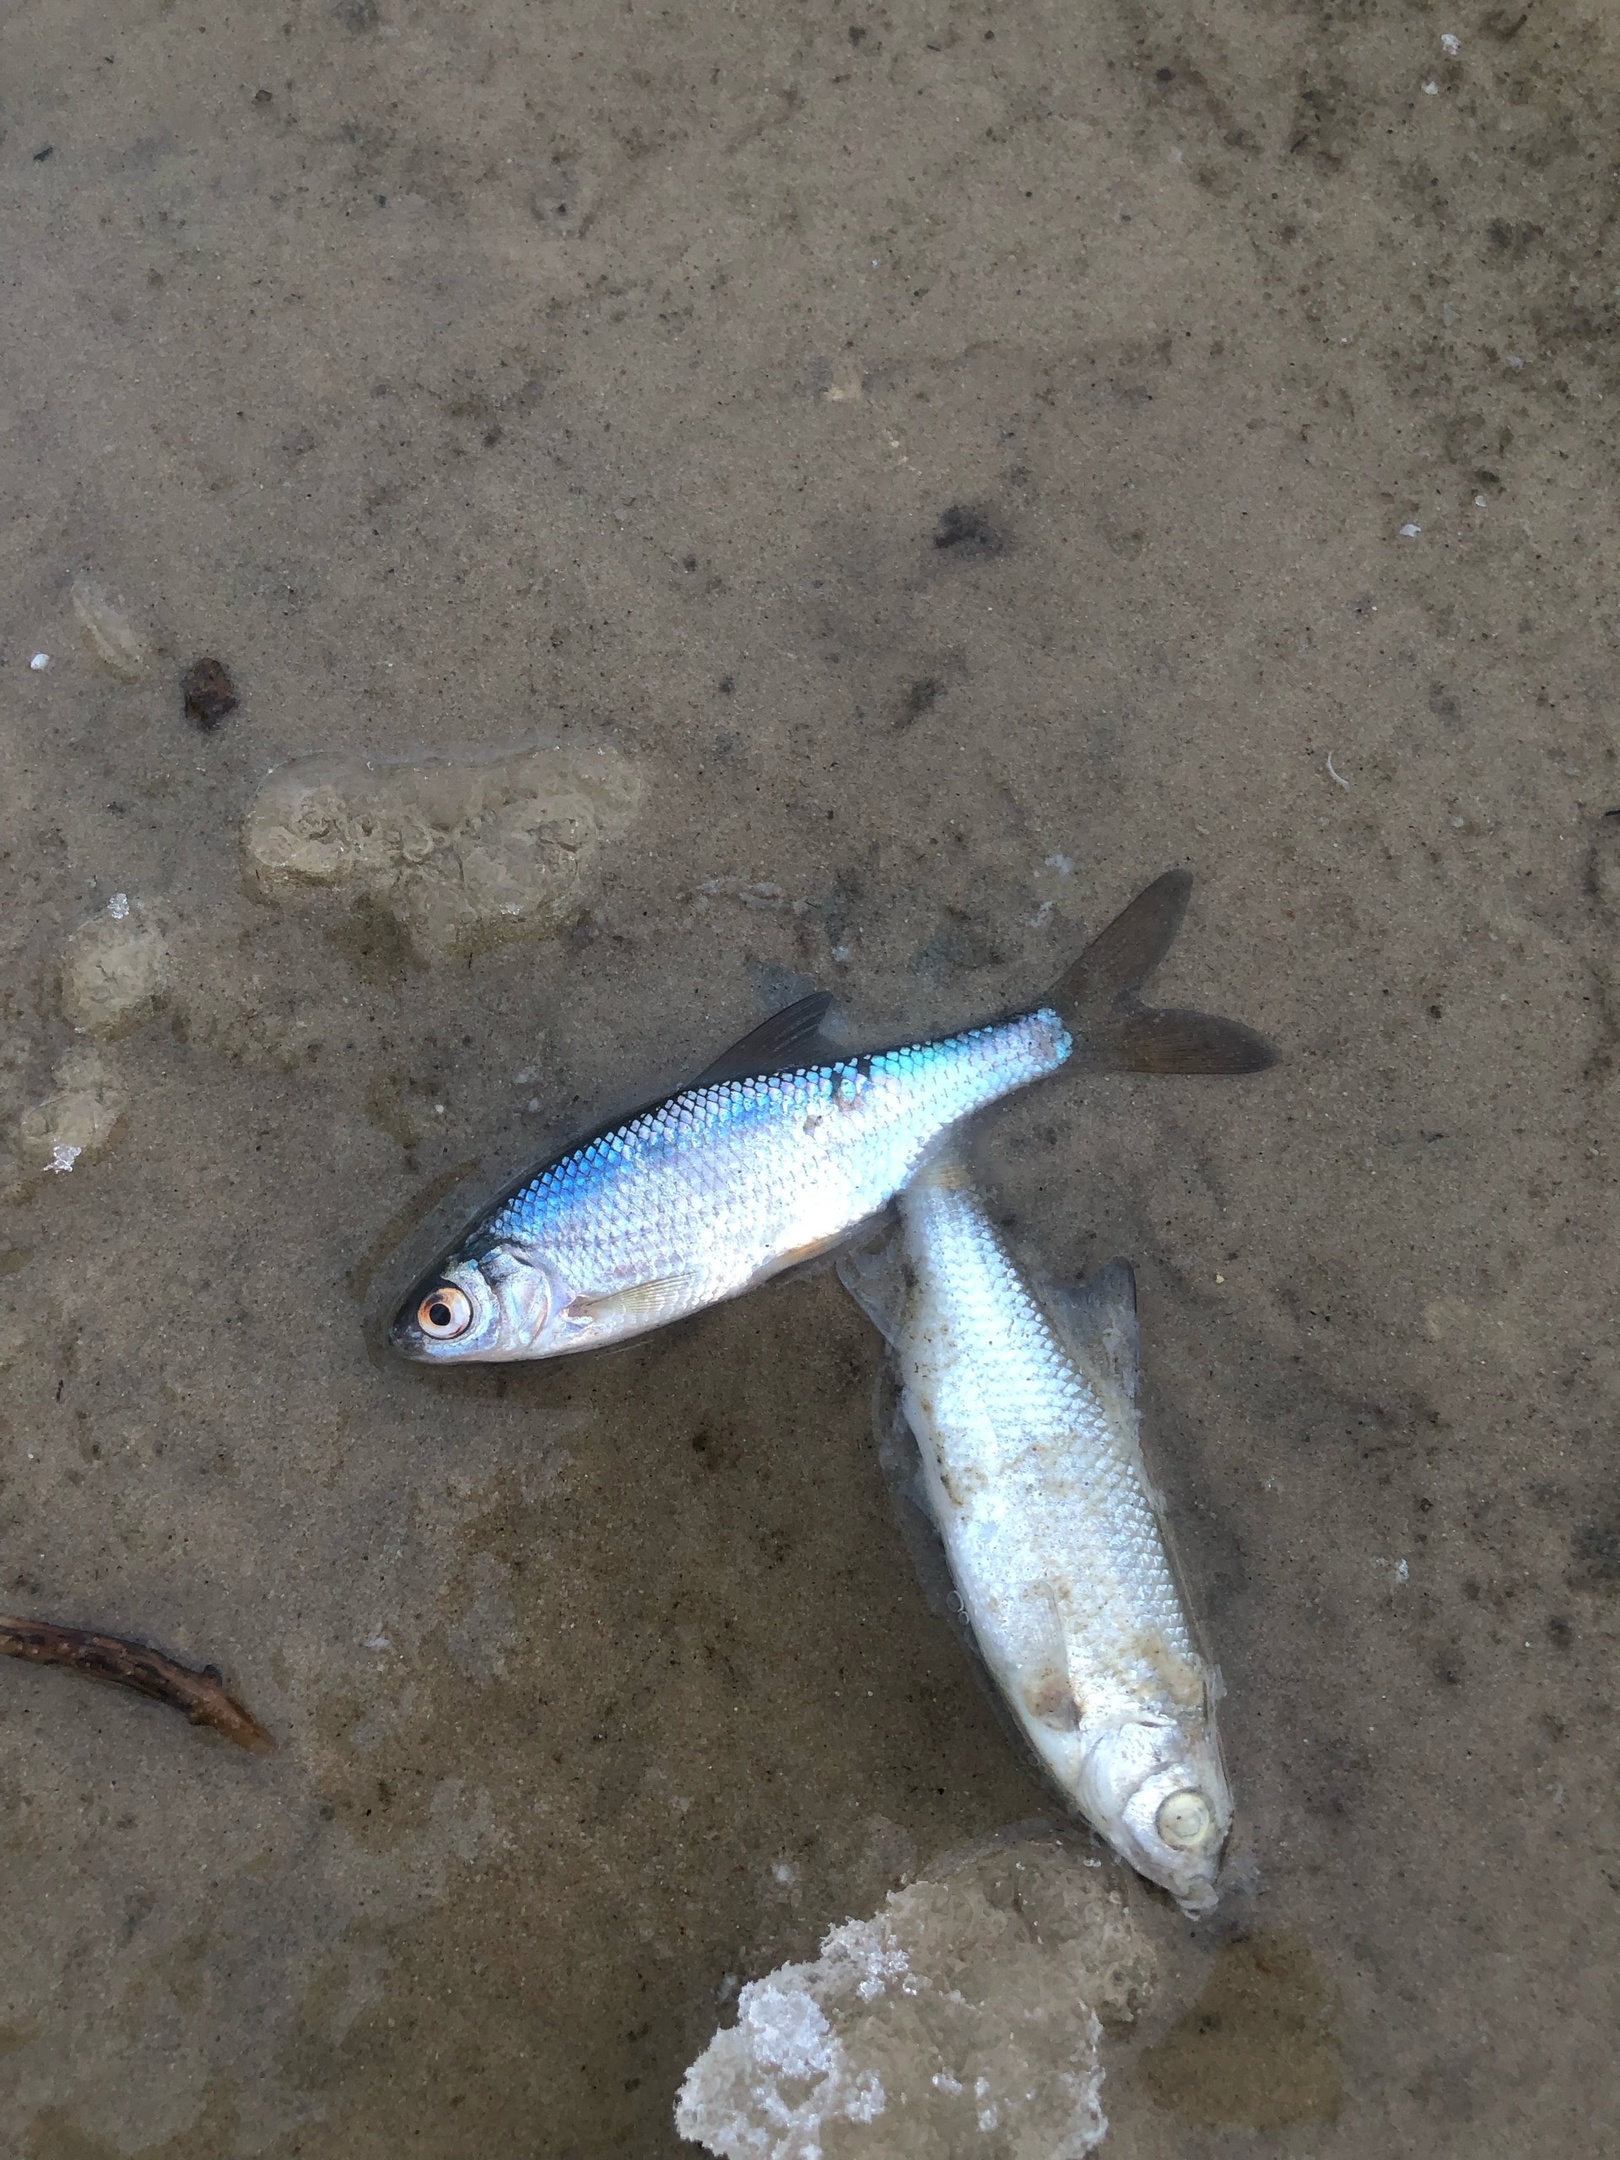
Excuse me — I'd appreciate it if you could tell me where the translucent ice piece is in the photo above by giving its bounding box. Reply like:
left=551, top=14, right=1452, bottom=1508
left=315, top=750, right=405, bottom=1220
left=242, top=740, right=640, bottom=961
left=71, top=575, right=149, bottom=682
left=676, top=1837, right=1155, bottom=2160
left=60, top=899, right=172, bottom=1034
left=16, top=1050, right=127, bottom=1177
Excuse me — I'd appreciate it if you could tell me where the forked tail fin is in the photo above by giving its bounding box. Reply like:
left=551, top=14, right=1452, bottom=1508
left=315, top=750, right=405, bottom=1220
left=1050, top=870, right=1275, bottom=1076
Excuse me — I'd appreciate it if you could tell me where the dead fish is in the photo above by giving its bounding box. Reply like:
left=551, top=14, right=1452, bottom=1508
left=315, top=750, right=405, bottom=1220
left=390, top=871, right=1272, bottom=1365
left=839, top=1155, right=1234, bottom=1916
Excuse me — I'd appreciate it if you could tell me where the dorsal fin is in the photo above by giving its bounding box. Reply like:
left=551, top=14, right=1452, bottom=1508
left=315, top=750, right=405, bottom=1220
left=690, top=991, right=838, bottom=1088
left=1041, top=1259, right=1141, bottom=1412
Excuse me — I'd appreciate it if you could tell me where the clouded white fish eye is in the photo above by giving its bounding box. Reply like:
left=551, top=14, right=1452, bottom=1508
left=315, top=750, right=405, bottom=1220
left=1156, top=1789, right=1215, bottom=1850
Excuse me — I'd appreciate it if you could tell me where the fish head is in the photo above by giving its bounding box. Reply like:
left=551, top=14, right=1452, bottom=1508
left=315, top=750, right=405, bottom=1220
left=390, top=1241, right=559, bottom=1363
left=1073, top=1716, right=1232, bottom=1918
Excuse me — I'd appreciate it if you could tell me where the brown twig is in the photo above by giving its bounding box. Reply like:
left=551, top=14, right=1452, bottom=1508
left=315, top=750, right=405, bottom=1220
left=0, top=1616, right=276, bottom=1755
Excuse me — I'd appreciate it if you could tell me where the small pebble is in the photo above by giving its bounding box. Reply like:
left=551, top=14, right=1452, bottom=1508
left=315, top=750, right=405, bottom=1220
left=183, top=656, right=239, bottom=728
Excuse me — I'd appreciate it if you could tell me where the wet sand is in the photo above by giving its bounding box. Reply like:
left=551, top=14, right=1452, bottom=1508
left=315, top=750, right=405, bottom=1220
left=2, top=1, right=1617, bottom=2153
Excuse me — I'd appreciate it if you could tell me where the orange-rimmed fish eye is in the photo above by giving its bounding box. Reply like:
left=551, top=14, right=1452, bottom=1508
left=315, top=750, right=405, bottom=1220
left=417, top=1284, right=473, bottom=1339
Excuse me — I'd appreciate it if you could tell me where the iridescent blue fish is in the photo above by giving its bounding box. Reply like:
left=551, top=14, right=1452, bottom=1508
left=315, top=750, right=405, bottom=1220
left=389, top=871, right=1271, bottom=1364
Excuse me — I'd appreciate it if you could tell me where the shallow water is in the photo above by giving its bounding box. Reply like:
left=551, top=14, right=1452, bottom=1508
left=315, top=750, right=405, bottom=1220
left=3, top=1, right=1617, bottom=2154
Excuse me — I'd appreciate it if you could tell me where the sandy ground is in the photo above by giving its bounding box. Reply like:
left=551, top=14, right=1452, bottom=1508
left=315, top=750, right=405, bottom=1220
left=2, top=0, right=1618, bottom=2154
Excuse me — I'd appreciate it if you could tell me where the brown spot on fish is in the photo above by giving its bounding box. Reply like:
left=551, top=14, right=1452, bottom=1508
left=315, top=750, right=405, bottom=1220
left=0, top=1615, right=276, bottom=1754
left=1127, top=1623, right=1208, bottom=1712
left=1023, top=1671, right=1083, bottom=1729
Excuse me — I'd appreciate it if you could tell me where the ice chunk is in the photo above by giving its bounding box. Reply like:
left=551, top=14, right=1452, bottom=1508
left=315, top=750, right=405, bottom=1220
left=71, top=575, right=149, bottom=682
left=60, top=899, right=172, bottom=1034
left=15, top=1050, right=127, bottom=1179
left=242, top=740, right=641, bottom=961
left=675, top=1836, right=1155, bottom=2160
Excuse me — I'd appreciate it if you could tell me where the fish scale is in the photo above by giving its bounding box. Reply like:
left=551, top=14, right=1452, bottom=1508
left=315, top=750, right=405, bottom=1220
left=486, top=1015, right=1070, bottom=1312
left=899, top=1173, right=1195, bottom=1701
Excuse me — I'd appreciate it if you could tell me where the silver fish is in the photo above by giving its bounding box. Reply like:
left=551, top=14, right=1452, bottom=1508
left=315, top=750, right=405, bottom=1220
left=390, top=872, right=1271, bottom=1364
left=838, top=1155, right=1233, bottom=1916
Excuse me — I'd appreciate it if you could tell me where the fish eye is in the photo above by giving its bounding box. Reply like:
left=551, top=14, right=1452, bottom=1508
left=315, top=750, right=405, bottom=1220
left=1155, top=1789, right=1214, bottom=1850
left=417, top=1284, right=473, bottom=1339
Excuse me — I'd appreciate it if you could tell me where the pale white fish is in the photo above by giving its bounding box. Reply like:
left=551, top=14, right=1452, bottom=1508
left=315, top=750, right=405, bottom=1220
left=838, top=1156, right=1232, bottom=1916
left=391, top=871, right=1273, bottom=1364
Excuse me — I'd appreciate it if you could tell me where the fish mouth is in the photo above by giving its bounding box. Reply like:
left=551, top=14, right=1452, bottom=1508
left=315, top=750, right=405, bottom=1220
left=388, top=1304, right=433, bottom=1360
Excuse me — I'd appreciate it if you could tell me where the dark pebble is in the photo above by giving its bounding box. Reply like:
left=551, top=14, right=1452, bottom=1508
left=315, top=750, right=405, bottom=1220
left=183, top=657, right=239, bottom=729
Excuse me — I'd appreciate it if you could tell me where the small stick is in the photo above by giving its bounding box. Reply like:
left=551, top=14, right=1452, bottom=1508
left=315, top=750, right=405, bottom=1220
left=0, top=1616, right=276, bottom=1755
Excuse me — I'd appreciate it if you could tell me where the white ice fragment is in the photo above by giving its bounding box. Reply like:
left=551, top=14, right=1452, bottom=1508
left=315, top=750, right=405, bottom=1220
left=1325, top=754, right=1350, bottom=789
left=363, top=1634, right=392, bottom=1651
left=60, top=899, right=172, bottom=1034
left=1423, top=79, right=1439, bottom=94
left=1399, top=523, right=1422, bottom=537
left=1395, top=1558, right=1410, bottom=1584
left=1028, top=899, right=1055, bottom=929
left=1475, top=493, right=1488, bottom=508
left=1508, top=354, right=1525, bottom=369
left=676, top=1837, right=1154, bottom=2160
left=30, top=652, right=50, bottom=671
left=749, top=1981, right=839, bottom=2079
left=1044, top=853, right=1075, bottom=875
left=17, top=1049, right=126, bottom=1179
left=1441, top=31, right=1459, bottom=53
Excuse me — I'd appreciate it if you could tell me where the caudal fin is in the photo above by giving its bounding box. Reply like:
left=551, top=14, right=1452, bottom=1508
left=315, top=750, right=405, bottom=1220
left=1050, top=870, right=1275, bottom=1076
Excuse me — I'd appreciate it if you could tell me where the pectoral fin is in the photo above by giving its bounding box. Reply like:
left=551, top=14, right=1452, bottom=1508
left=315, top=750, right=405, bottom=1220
left=835, top=1218, right=908, bottom=1344
left=1040, top=1259, right=1141, bottom=1421
left=1020, top=1580, right=1083, bottom=1731
left=564, top=1273, right=699, bottom=1328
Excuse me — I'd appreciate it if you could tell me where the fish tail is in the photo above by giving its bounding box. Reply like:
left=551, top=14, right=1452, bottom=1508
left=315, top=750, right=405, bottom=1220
left=1047, top=870, right=1275, bottom=1076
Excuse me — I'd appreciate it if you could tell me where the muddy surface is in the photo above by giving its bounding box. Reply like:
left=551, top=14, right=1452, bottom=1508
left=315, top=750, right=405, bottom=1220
left=2, top=1, right=1617, bottom=2154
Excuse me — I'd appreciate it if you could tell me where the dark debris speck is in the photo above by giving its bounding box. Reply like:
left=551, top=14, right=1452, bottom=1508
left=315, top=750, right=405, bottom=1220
left=182, top=657, right=239, bottom=729
left=933, top=503, right=1003, bottom=558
